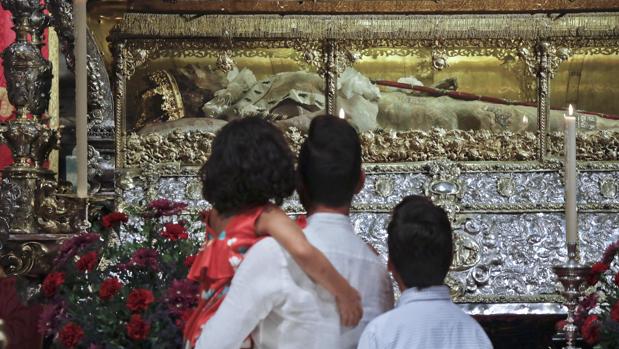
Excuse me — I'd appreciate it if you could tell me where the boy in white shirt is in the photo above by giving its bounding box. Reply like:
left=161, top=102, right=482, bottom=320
left=358, top=196, right=493, bottom=349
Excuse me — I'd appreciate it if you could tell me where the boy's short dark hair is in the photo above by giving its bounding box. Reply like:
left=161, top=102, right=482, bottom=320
left=200, top=117, right=295, bottom=215
left=388, top=195, right=453, bottom=289
left=297, top=115, right=362, bottom=207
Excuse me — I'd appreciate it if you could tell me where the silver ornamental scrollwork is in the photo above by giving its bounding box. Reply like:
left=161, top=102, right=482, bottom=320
left=374, top=178, right=394, bottom=198
left=600, top=178, right=618, bottom=199
left=348, top=211, right=573, bottom=303
left=115, top=168, right=619, bottom=308
left=185, top=181, right=203, bottom=201
left=431, top=51, right=449, bottom=70
left=451, top=232, right=481, bottom=272
left=519, top=42, right=571, bottom=159
left=323, top=40, right=337, bottom=115
left=86, top=143, right=115, bottom=194
left=47, top=0, right=115, bottom=134
left=0, top=242, right=50, bottom=276
left=216, top=50, right=235, bottom=73
left=118, top=170, right=619, bottom=214
left=496, top=176, right=516, bottom=198
left=2, top=41, right=52, bottom=118
left=424, top=160, right=464, bottom=221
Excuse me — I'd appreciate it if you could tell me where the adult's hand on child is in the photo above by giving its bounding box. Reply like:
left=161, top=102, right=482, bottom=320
left=335, top=286, right=363, bottom=327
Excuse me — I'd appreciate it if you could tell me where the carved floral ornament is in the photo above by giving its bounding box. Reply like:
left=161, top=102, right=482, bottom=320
left=122, top=127, right=619, bottom=168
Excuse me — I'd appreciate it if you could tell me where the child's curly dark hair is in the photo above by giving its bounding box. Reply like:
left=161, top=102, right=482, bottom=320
left=200, top=116, right=295, bottom=215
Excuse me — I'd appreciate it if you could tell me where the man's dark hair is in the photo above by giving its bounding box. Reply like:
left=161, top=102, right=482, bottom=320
left=298, top=115, right=362, bottom=207
left=200, top=116, right=295, bottom=215
left=388, top=195, right=453, bottom=289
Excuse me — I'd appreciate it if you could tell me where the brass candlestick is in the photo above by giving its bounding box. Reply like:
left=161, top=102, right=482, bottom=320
left=553, top=243, right=591, bottom=349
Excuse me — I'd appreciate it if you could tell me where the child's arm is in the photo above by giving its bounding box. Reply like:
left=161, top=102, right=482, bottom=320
left=256, top=206, right=363, bottom=327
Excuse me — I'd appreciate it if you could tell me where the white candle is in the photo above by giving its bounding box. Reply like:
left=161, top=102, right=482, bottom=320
left=564, top=104, right=578, bottom=245
left=74, top=0, right=88, bottom=198
left=338, top=108, right=345, bottom=119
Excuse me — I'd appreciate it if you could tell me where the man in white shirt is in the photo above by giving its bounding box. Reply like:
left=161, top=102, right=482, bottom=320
left=196, top=115, right=394, bottom=349
left=358, top=196, right=493, bottom=349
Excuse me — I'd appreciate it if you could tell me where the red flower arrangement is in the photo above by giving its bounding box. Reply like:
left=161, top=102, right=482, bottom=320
left=570, top=239, right=619, bottom=348
left=35, top=200, right=200, bottom=348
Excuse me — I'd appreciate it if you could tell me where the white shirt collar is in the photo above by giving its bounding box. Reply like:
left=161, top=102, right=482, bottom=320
left=397, top=285, right=451, bottom=307
left=307, top=212, right=350, bottom=225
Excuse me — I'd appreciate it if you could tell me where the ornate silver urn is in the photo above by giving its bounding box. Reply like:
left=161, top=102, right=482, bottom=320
left=0, top=0, right=85, bottom=277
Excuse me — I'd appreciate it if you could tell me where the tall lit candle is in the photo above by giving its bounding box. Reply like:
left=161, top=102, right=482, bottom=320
left=564, top=104, right=578, bottom=245
left=74, top=0, right=88, bottom=198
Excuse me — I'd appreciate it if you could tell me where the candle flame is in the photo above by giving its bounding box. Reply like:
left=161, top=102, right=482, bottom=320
left=568, top=104, right=574, bottom=116
left=338, top=108, right=345, bottom=119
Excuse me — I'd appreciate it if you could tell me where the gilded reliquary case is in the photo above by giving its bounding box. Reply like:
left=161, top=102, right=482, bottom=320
left=110, top=13, right=619, bottom=305
left=111, top=13, right=619, bottom=170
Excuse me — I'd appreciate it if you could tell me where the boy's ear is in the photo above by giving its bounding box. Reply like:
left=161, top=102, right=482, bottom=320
left=387, top=257, right=395, bottom=273
left=354, top=170, right=366, bottom=194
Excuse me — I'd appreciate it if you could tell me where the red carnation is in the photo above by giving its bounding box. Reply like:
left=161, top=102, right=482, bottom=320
left=42, top=272, right=65, bottom=297
left=591, top=262, right=609, bottom=274
left=587, top=262, right=609, bottom=285
left=164, top=279, right=199, bottom=320
left=76, top=251, right=99, bottom=272
left=581, top=315, right=600, bottom=345
left=614, top=272, right=619, bottom=287
left=126, top=314, right=150, bottom=341
left=146, top=199, right=188, bottom=217
left=99, top=277, right=122, bottom=301
left=602, top=240, right=619, bottom=265
left=58, top=322, right=84, bottom=348
left=102, top=212, right=128, bottom=228
left=54, top=233, right=100, bottom=266
left=184, top=254, right=197, bottom=268
left=127, top=288, right=155, bottom=312
left=161, top=223, right=189, bottom=240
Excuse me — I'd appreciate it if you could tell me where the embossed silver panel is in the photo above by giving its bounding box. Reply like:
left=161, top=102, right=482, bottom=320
left=460, top=172, right=564, bottom=206
left=118, top=167, right=619, bottom=313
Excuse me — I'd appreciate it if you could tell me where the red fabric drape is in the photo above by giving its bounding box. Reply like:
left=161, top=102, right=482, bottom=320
left=0, top=4, right=15, bottom=170
left=0, top=277, right=42, bottom=349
